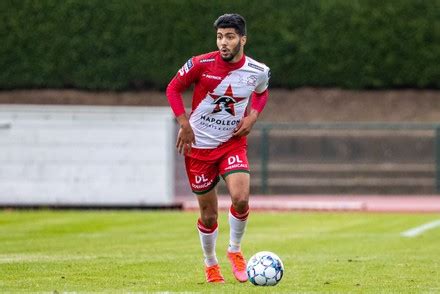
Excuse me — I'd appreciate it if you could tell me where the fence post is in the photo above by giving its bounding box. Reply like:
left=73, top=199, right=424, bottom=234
left=260, top=126, right=270, bottom=194
left=436, top=127, right=440, bottom=193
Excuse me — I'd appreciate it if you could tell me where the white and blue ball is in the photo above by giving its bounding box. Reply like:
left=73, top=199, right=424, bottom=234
left=246, top=251, right=284, bottom=286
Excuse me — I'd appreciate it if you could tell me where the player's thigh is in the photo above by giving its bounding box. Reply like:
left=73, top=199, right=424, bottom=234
left=219, top=145, right=250, bottom=201
left=224, top=172, right=250, bottom=202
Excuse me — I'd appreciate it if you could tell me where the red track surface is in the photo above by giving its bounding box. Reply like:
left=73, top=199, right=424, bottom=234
left=177, top=195, right=440, bottom=213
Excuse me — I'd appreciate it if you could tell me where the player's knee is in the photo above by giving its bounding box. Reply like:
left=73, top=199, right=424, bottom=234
left=200, top=213, right=218, bottom=228
left=232, top=197, right=249, bottom=214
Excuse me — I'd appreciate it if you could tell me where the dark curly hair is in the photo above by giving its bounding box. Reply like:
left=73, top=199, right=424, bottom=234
left=213, top=13, right=246, bottom=36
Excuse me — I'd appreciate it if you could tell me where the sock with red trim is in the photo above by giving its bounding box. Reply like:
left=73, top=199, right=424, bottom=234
left=197, top=218, right=219, bottom=267
left=228, top=204, right=249, bottom=253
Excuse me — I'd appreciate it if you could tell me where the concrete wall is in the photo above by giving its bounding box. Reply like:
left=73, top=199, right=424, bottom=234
left=0, top=105, right=174, bottom=206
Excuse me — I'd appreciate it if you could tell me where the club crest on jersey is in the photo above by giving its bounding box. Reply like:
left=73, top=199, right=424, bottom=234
left=209, top=85, right=246, bottom=116
left=212, top=96, right=237, bottom=116
left=246, top=75, right=258, bottom=86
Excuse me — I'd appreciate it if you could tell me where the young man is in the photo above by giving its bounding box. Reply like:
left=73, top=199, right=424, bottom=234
left=166, top=13, right=270, bottom=283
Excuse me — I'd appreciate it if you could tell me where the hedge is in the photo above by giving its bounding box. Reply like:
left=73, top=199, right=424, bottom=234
left=0, top=0, right=438, bottom=90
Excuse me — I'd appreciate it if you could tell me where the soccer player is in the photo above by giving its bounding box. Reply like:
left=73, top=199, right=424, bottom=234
left=166, top=13, right=270, bottom=283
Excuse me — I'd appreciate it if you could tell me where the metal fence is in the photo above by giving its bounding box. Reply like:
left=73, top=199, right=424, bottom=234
left=248, top=122, right=440, bottom=195
left=176, top=122, right=440, bottom=196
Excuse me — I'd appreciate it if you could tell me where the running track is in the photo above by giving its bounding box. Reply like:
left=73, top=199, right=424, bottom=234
left=177, top=195, right=440, bottom=213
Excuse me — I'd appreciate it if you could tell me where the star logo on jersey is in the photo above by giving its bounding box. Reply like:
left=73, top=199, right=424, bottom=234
left=209, top=85, right=245, bottom=116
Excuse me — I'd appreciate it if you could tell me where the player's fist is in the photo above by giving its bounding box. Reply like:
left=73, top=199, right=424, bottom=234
left=176, top=124, right=195, bottom=155
left=233, top=112, right=258, bottom=137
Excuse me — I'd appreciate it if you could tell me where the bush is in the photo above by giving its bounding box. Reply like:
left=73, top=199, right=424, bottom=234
left=0, top=0, right=438, bottom=90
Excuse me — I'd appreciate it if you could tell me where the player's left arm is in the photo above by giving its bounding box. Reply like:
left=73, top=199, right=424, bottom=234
left=233, top=68, right=270, bottom=137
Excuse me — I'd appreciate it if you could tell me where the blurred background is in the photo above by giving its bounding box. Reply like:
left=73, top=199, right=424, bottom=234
left=1, top=0, right=439, bottom=207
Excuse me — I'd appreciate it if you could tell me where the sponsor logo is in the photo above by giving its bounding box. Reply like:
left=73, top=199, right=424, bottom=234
left=224, top=163, right=248, bottom=171
left=192, top=175, right=214, bottom=189
left=200, top=58, right=215, bottom=63
left=179, top=59, right=194, bottom=76
left=248, top=62, right=264, bottom=72
left=225, top=155, right=248, bottom=170
left=202, top=73, right=222, bottom=80
left=192, top=180, right=214, bottom=190
left=200, top=115, right=240, bottom=126
left=228, top=155, right=243, bottom=165
left=195, top=174, right=208, bottom=184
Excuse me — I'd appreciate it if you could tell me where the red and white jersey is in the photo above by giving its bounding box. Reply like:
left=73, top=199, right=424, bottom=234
left=167, top=51, right=270, bottom=149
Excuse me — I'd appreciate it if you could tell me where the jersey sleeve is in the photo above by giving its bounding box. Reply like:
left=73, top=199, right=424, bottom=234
left=166, top=57, right=202, bottom=117
left=254, top=67, right=271, bottom=94
left=251, top=89, right=269, bottom=113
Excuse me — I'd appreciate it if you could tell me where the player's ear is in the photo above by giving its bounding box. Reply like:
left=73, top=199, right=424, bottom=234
left=241, top=35, right=247, bottom=46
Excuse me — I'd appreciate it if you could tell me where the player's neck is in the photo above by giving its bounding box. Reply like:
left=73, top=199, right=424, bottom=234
left=228, top=51, right=245, bottom=64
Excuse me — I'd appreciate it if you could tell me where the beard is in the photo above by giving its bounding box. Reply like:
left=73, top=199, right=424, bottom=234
left=221, top=42, right=241, bottom=62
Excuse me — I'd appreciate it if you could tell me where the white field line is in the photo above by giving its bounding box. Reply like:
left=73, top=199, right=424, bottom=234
left=401, top=219, right=440, bottom=237
left=0, top=254, right=99, bottom=264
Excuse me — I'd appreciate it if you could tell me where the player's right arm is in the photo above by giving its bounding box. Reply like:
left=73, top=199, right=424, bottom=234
left=174, top=115, right=194, bottom=155
left=166, top=57, right=200, bottom=154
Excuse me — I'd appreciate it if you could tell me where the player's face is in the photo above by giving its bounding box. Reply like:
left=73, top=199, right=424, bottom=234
left=216, top=28, right=246, bottom=63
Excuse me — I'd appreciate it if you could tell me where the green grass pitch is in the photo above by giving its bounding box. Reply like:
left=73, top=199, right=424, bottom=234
left=0, top=210, right=439, bottom=292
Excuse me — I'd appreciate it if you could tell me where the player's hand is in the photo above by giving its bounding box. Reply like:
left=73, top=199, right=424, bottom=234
left=233, top=113, right=258, bottom=137
left=176, top=123, right=195, bottom=155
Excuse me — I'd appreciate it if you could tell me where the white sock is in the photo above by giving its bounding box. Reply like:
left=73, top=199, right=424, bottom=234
left=197, top=219, right=219, bottom=267
left=228, top=206, right=249, bottom=253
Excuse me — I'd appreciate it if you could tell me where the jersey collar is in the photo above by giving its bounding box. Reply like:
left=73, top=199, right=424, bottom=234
left=216, top=52, right=246, bottom=70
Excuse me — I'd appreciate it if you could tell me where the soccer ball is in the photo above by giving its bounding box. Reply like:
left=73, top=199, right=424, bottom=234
left=246, top=251, right=284, bottom=286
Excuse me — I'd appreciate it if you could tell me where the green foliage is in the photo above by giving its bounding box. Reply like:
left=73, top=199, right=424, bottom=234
left=0, top=210, right=439, bottom=292
left=0, top=0, right=439, bottom=90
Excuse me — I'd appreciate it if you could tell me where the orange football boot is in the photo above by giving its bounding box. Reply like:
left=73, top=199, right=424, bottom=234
left=205, top=264, right=225, bottom=283
left=227, top=251, right=248, bottom=282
